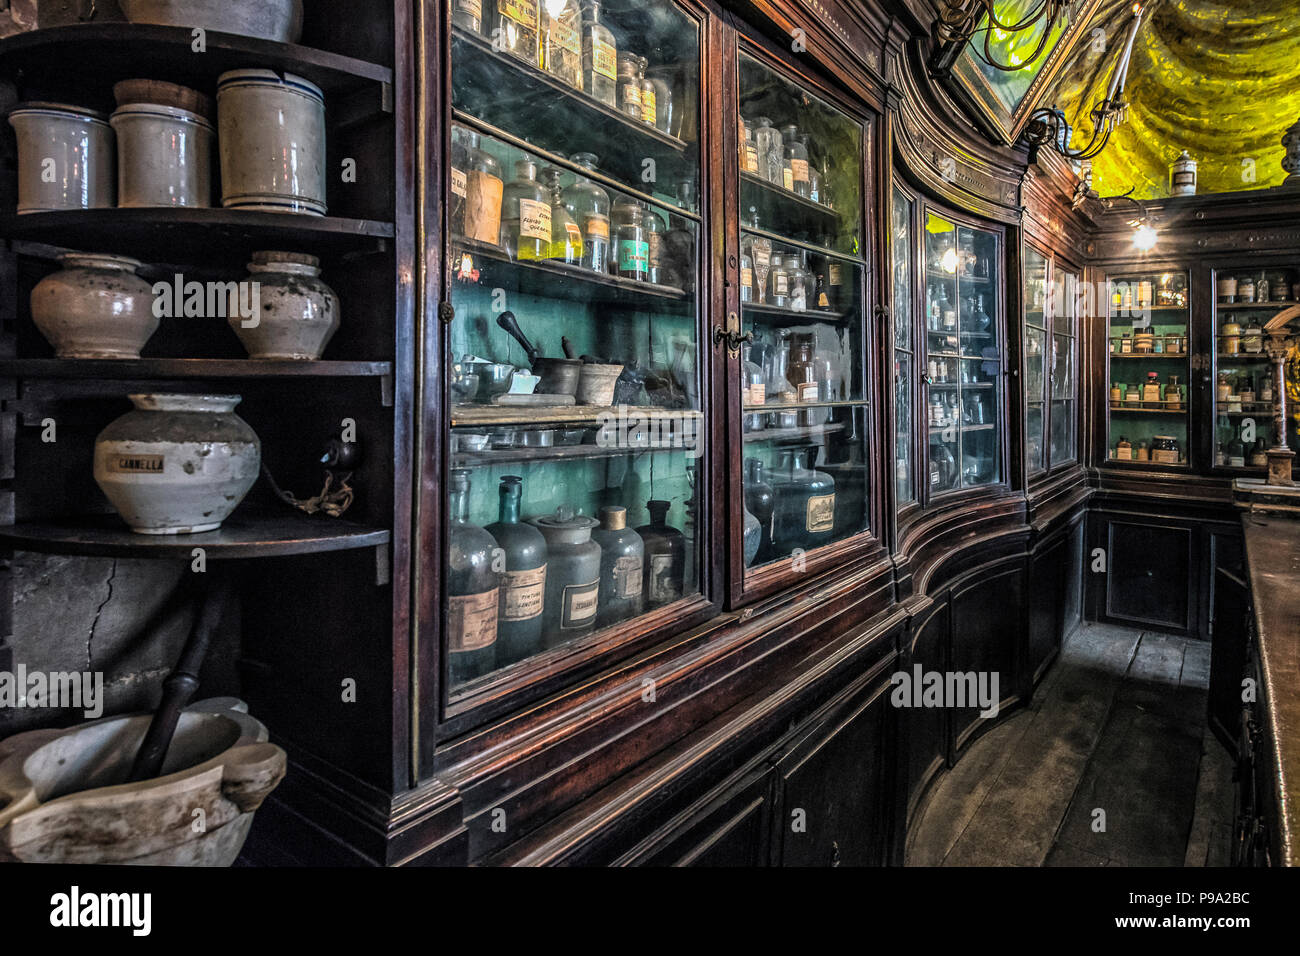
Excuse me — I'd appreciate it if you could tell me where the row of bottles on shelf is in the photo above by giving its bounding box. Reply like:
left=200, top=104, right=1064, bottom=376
left=739, top=237, right=845, bottom=311
left=1111, top=274, right=1188, bottom=311
left=741, top=331, right=845, bottom=430
left=451, top=131, right=694, bottom=286
left=1216, top=425, right=1272, bottom=468
left=927, top=391, right=991, bottom=428
left=1217, top=270, right=1299, bottom=305
left=738, top=116, right=832, bottom=207
left=1112, top=435, right=1184, bottom=464
left=1108, top=370, right=1279, bottom=411
left=1217, top=369, right=1277, bottom=408
left=1111, top=331, right=1188, bottom=355
left=925, top=284, right=992, bottom=333
left=447, top=469, right=688, bottom=684
left=926, top=434, right=998, bottom=490
left=1219, top=320, right=1269, bottom=356
left=454, top=0, right=679, bottom=135
left=926, top=356, right=986, bottom=385
left=925, top=233, right=992, bottom=279
left=1109, top=374, right=1185, bottom=409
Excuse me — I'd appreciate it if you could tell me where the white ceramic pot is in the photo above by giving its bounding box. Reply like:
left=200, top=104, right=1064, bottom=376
left=217, top=69, right=326, bottom=216
left=110, top=102, right=214, bottom=207
left=94, top=394, right=261, bottom=535
left=119, top=0, right=304, bottom=43
left=30, top=253, right=158, bottom=359
left=8, top=103, right=114, bottom=214
left=233, top=251, right=340, bottom=359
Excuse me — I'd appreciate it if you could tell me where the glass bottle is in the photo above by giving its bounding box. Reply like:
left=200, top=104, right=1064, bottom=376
left=500, top=158, right=550, bottom=261
left=770, top=446, right=835, bottom=555
left=781, top=124, right=810, bottom=198
left=787, top=333, right=819, bottom=426
left=456, top=129, right=503, bottom=245
left=740, top=120, right=760, bottom=174
left=767, top=252, right=791, bottom=309
left=540, top=167, right=582, bottom=265
left=803, top=135, right=820, bottom=202
left=819, top=156, right=833, bottom=209
left=744, top=458, right=775, bottom=563
left=1262, top=369, right=1276, bottom=403
left=740, top=250, right=754, bottom=303
left=616, top=52, right=643, bottom=119
left=529, top=506, right=601, bottom=645
left=781, top=155, right=794, bottom=192
left=639, top=56, right=657, bottom=127
left=742, top=341, right=765, bottom=432
left=492, top=0, right=539, bottom=66
left=611, top=198, right=648, bottom=280
left=752, top=117, right=782, bottom=185
left=484, top=476, right=547, bottom=667
left=590, top=505, right=644, bottom=627
left=541, top=0, right=583, bottom=91
left=580, top=0, right=617, bottom=108
left=814, top=273, right=829, bottom=310
left=1250, top=438, right=1269, bottom=467
left=447, top=468, right=499, bottom=685
left=646, top=66, right=672, bottom=132
left=450, top=126, right=470, bottom=237
left=637, top=500, right=685, bottom=609
left=561, top=152, right=610, bottom=272
left=642, top=201, right=666, bottom=284
left=1227, top=425, right=1246, bottom=467
left=788, top=251, right=812, bottom=312
left=452, top=0, right=483, bottom=33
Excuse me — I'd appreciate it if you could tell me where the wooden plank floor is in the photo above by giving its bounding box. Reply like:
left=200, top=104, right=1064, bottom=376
left=906, top=623, right=1235, bottom=867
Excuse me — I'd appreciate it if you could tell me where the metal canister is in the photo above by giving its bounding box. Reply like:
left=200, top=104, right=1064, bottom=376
left=590, top=505, right=644, bottom=627
left=529, top=506, right=601, bottom=646
left=1221, top=322, right=1242, bottom=355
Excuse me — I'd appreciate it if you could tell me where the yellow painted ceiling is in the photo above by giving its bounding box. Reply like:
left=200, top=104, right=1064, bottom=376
left=1045, top=0, right=1300, bottom=198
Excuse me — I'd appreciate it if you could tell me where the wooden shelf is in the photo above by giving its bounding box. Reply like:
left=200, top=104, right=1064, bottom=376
left=742, top=302, right=850, bottom=322
left=0, top=510, right=390, bottom=559
left=740, top=171, right=839, bottom=242
left=451, top=27, right=693, bottom=196
left=1218, top=301, right=1297, bottom=309
left=1110, top=352, right=1189, bottom=359
left=926, top=269, right=991, bottom=283
left=451, top=403, right=699, bottom=429
left=0, top=358, right=391, bottom=378
left=1216, top=353, right=1270, bottom=362
left=929, top=381, right=994, bottom=388
left=451, top=238, right=689, bottom=307
left=0, top=23, right=393, bottom=97
left=452, top=442, right=661, bottom=466
left=743, top=422, right=846, bottom=444
left=743, top=400, right=866, bottom=412
left=1109, top=404, right=1187, bottom=414
left=3, top=209, right=394, bottom=265
left=929, top=423, right=995, bottom=435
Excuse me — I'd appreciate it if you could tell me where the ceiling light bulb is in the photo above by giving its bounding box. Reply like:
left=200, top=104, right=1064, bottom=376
left=1133, top=224, right=1158, bottom=251
left=942, top=248, right=958, bottom=274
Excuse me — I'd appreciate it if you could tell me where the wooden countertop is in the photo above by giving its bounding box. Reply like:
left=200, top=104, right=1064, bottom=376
left=1242, top=514, right=1300, bottom=866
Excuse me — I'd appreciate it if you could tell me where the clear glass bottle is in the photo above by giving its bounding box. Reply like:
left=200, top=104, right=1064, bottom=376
left=484, top=475, right=547, bottom=668
left=452, top=0, right=483, bottom=35
left=804, top=135, right=820, bottom=202
left=616, top=51, right=643, bottom=119
left=455, top=128, right=503, bottom=245
left=541, top=167, right=582, bottom=265
left=788, top=251, right=811, bottom=312
left=493, top=0, right=539, bottom=67
left=742, top=341, right=765, bottom=432
left=741, top=121, right=760, bottom=174
left=767, top=252, right=791, bottom=308
left=541, top=0, right=583, bottom=91
left=646, top=66, right=673, bottom=134
left=752, top=116, right=782, bottom=185
left=781, top=124, right=810, bottom=198
left=642, top=201, right=666, bottom=284
left=639, top=56, right=657, bottom=127
left=637, top=500, right=685, bottom=609
left=561, top=152, right=610, bottom=272
left=447, top=468, right=499, bottom=685
left=612, top=198, right=648, bottom=280
left=500, top=158, right=550, bottom=261
left=580, top=0, right=617, bottom=108
left=740, top=249, right=754, bottom=303
left=787, top=333, right=819, bottom=426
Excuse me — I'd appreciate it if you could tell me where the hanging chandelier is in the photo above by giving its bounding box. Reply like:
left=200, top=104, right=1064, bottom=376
left=936, top=0, right=1078, bottom=73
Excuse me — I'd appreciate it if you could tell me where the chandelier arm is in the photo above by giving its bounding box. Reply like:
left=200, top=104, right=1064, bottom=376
left=975, top=12, right=1060, bottom=73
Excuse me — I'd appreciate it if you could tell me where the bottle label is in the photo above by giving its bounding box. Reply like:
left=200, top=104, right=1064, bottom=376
left=782, top=166, right=794, bottom=191
left=744, top=145, right=759, bottom=173
left=806, top=494, right=835, bottom=534
left=501, top=565, right=546, bottom=621
left=741, top=266, right=753, bottom=288
left=748, top=382, right=765, bottom=405
left=613, top=556, right=643, bottom=599
left=648, top=554, right=681, bottom=604
left=829, top=263, right=842, bottom=286
left=1152, top=448, right=1179, bottom=464
left=457, top=0, right=483, bottom=18
left=584, top=214, right=610, bottom=240
left=641, top=89, right=657, bottom=124
left=564, top=221, right=583, bottom=249
left=498, top=0, right=537, bottom=28
left=561, top=580, right=600, bottom=628
left=517, top=197, right=551, bottom=242
left=647, top=230, right=661, bottom=266
left=1229, top=455, right=1246, bottom=468
left=621, top=83, right=641, bottom=111
left=549, top=16, right=581, bottom=55
left=451, top=167, right=467, bottom=199
left=1115, top=446, right=1131, bottom=460
left=448, top=588, right=498, bottom=651
left=774, top=274, right=788, bottom=294
left=791, top=158, right=809, bottom=183
left=797, top=382, right=819, bottom=403
left=107, top=454, right=164, bottom=474
left=464, top=171, right=503, bottom=243
left=818, top=290, right=829, bottom=308
left=618, top=239, right=649, bottom=273
left=1143, top=384, right=1161, bottom=402
left=586, top=36, right=616, bottom=80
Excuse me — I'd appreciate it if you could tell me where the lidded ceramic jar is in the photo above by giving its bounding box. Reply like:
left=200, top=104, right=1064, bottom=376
left=119, top=0, right=304, bottom=42
left=30, top=253, right=157, bottom=359
left=217, top=70, right=326, bottom=215
left=111, top=81, right=214, bottom=208
left=93, top=394, right=261, bottom=535
left=232, top=251, right=340, bottom=359
left=529, top=506, right=601, bottom=645
left=8, top=103, right=115, bottom=213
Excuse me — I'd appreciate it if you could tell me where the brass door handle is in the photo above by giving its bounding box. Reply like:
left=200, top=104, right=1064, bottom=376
left=714, top=311, right=754, bottom=354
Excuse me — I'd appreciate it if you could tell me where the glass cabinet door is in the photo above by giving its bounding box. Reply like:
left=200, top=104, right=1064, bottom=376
left=1105, top=271, right=1189, bottom=467
left=923, top=214, right=1002, bottom=494
left=445, top=0, right=704, bottom=691
left=1211, top=265, right=1296, bottom=470
left=892, top=186, right=915, bottom=506
left=737, top=51, right=870, bottom=572
left=1050, top=266, right=1078, bottom=466
left=1024, top=246, right=1048, bottom=475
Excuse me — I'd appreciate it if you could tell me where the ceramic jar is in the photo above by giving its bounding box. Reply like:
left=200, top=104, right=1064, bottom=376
left=576, top=363, right=623, bottom=405
left=94, top=394, right=261, bottom=535
left=217, top=70, right=326, bottom=215
left=8, top=103, right=114, bottom=213
left=119, top=0, right=304, bottom=43
left=30, top=253, right=157, bottom=359
left=232, top=251, right=340, bottom=359
left=529, top=506, right=601, bottom=646
left=111, top=98, right=214, bottom=208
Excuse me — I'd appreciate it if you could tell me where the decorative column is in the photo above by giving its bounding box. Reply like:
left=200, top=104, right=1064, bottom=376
left=1284, top=116, right=1300, bottom=188
left=1265, top=330, right=1296, bottom=486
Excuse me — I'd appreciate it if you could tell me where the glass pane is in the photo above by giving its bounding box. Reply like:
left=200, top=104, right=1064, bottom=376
left=1211, top=266, right=1291, bottom=471
left=1027, top=403, right=1045, bottom=473
left=1106, top=271, right=1189, bottom=466
left=446, top=0, right=703, bottom=692
left=1025, top=247, right=1048, bottom=331
left=892, top=186, right=914, bottom=504
left=739, top=52, right=861, bottom=256
left=1054, top=269, right=1077, bottom=335
left=1026, top=328, right=1047, bottom=403
left=739, top=50, right=870, bottom=572
left=1051, top=399, right=1073, bottom=466
left=1051, top=333, right=1072, bottom=400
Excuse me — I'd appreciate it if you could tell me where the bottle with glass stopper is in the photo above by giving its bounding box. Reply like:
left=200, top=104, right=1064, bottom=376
left=484, top=476, right=547, bottom=667
left=447, top=468, right=499, bottom=685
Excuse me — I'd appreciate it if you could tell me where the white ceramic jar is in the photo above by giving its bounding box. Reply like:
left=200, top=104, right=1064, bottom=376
left=233, top=251, right=341, bottom=359
left=111, top=101, right=214, bottom=207
left=8, top=103, right=115, bottom=213
left=217, top=70, right=326, bottom=216
left=119, top=0, right=304, bottom=43
left=30, top=253, right=158, bottom=359
left=93, top=394, right=262, bottom=535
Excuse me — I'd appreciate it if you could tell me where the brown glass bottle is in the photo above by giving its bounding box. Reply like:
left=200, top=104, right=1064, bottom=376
left=637, top=500, right=685, bottom=609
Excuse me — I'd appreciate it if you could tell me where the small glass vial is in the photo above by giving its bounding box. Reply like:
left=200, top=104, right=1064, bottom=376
left=452, top=0, right=483, bottom=33
left=493, top=0, right=539, bottom=66
left=541, top=0, right=583, bottom=91
left=616, top=52, right=643, bottom=119
left=580, top=1, right=617, bottom=108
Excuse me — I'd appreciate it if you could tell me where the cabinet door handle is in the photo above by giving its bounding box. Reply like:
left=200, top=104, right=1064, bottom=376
left=713, top=312, right=753, bottom=354
left=830, top=840, right=841, bottom=867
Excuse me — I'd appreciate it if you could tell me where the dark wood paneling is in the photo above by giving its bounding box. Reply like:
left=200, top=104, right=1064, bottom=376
left=1209, top=565, right=1249, bottom=752
left=950, top=560, right=1023, bottom=753
left=1103, top=519, right=1193, bottom=632
left=903, top=598, right=948, bottom=823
